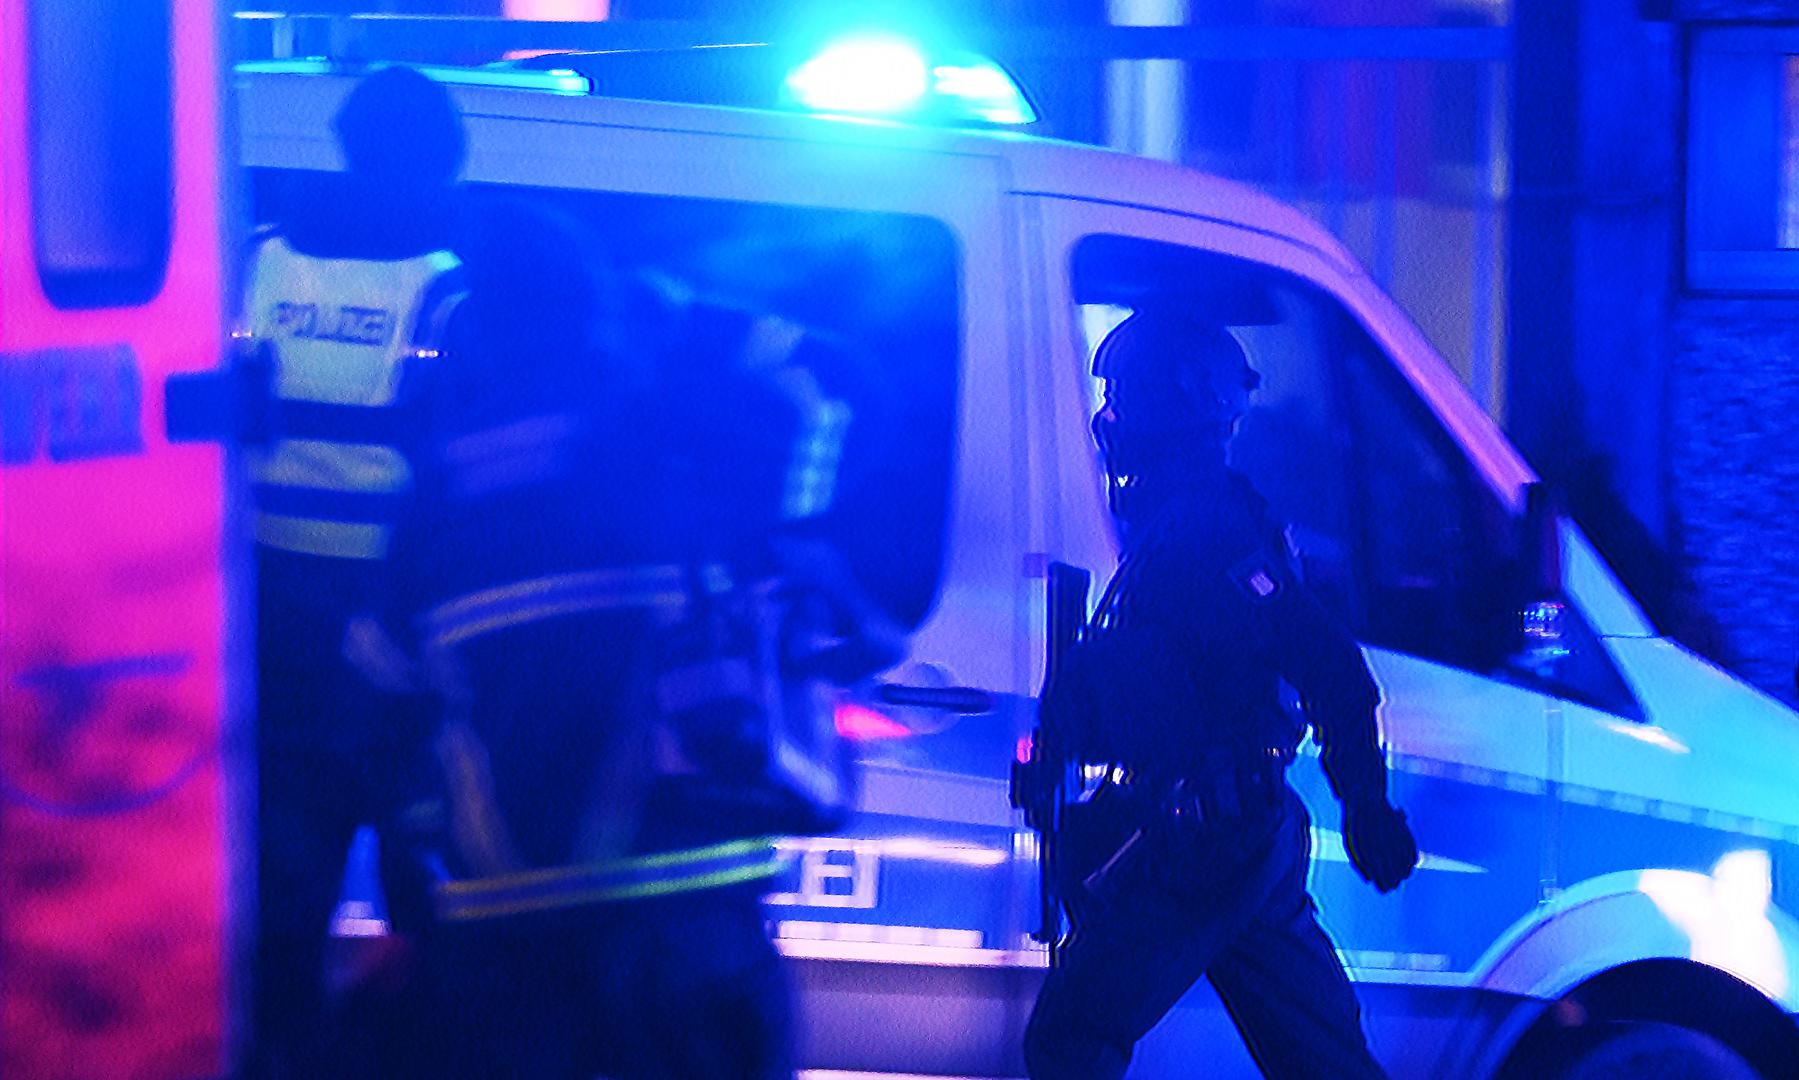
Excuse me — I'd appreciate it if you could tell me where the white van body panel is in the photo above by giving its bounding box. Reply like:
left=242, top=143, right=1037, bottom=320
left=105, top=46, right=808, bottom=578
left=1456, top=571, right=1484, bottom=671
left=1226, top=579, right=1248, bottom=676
left=1367, top=650, right=1553, bottom=782
left=1473, top=869, right=1799, bottom=1011
left=1565, top=522, right=1656, bottom=637
left=1581, top=638, right=1799, bottom=829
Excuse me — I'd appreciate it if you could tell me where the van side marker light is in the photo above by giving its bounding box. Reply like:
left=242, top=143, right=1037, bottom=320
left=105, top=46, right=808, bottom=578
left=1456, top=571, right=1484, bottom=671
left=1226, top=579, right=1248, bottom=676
left=834, top=701, right=912, bottom=740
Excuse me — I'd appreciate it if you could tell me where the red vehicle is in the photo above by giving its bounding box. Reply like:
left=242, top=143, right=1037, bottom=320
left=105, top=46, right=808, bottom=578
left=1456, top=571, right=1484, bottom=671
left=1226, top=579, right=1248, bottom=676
left=1, top=2, right=237, bottom=1077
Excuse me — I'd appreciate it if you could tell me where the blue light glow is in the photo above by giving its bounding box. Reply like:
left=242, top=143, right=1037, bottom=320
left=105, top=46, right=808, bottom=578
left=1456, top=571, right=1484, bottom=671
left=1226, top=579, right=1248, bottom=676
left=784, top=35, right=1036, bottom=126
left=1641, top=850, right=1787, bottom=998
left=932, top=56, right=1037, bottom=125
left=784, top=36, right=931, bottom=116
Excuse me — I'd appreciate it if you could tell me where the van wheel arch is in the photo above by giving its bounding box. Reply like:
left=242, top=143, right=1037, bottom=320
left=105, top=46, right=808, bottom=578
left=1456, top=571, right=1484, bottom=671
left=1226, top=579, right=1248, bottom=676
left=1494, top=959, right=1799, bottom=1080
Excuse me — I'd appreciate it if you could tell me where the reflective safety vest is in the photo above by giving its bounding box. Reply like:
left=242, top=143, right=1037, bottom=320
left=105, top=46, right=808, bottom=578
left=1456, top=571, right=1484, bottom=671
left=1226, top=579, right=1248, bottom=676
left=245, top=236, right=464, bottom=560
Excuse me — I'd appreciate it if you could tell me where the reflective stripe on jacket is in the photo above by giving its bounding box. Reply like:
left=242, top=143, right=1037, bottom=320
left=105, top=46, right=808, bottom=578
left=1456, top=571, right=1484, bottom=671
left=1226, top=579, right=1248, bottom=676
left=246, top=236, right=463, bottom=559
left=433, top=836, right=788, bottom=922
left=411, top=564, right=788, bottom=922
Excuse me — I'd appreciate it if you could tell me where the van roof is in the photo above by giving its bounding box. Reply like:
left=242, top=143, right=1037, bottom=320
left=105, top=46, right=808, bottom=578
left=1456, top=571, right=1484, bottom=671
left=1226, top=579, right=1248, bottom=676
left=239, top=63, right=1536, bottom=511
left=236, top=65, right=1363, bottom=278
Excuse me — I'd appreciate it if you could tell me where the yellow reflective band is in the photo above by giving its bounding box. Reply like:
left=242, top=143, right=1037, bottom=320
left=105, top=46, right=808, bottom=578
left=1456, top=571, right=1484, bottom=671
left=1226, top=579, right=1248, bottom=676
left=434, top=837, right=789, bottom=922
left=429, top=595, right=682, bottom=649
left=251, top=439, right=411, bottom=495
left=438, top=720, right=523, bottom=878
left=340, top=616, right=416, bottom=693
left=422, top=565, right=732, bottom=648
left=437, top=860, right=787, bottom=922
left=438, top=837, right=783, bottom=896
left=255, top=513, right=388, bottom=560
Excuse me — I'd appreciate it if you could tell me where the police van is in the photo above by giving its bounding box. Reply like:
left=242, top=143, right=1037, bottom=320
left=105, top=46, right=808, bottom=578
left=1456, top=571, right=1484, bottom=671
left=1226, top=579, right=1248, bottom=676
left=233, top=39, right=1799, bottom=1077
left=10, top=7, right=1799, bottom=1077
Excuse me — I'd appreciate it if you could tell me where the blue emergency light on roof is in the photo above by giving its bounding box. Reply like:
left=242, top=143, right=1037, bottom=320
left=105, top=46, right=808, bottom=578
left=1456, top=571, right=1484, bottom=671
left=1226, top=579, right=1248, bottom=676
left=783, top=35, right=1036, bottom=126
left=786, top=37, right=930, bottom=115
left=931, top=58, right=1037, bottom=125
left=237, top=37, right=1032, bottom=126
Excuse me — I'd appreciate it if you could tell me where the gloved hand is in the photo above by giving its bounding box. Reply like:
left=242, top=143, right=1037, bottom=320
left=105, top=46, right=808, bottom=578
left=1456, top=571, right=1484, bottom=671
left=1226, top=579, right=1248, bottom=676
left=1342, top=798, right=1418, bottom=893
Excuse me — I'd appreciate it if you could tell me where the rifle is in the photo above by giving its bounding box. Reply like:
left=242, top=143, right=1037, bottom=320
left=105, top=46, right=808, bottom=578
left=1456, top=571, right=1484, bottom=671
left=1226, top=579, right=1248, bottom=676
left=1009, top=561, right=1091, bottom=965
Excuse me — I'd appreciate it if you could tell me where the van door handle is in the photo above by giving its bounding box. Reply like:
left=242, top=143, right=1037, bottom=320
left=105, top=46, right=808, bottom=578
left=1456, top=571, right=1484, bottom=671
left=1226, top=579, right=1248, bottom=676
left=873, top=684, right=995, bottom=714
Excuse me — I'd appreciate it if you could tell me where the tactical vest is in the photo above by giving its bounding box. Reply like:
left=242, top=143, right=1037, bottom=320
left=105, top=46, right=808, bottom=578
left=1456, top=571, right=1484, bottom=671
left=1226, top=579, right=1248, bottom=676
left=1049, top=488, right=1305, bottom=774
left=245, top=236, right=463, bottom=560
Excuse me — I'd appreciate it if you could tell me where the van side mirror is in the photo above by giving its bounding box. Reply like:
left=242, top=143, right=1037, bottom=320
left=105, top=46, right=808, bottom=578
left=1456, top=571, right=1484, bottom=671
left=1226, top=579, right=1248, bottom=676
left=1520, top=481, right=1562, bottom=597
left=1514, top=482, right=1570, bottom=676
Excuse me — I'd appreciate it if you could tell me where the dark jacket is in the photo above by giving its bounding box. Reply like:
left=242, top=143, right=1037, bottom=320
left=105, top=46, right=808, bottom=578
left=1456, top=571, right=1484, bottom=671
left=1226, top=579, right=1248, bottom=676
left=1060, top=466, right=1388, bottom=806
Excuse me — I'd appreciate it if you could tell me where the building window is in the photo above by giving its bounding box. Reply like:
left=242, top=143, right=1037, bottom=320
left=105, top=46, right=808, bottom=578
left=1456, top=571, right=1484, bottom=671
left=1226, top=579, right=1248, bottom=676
left=1686, top=26, right=1799, bottom=292
left=29, top=0, right=173, bottom=309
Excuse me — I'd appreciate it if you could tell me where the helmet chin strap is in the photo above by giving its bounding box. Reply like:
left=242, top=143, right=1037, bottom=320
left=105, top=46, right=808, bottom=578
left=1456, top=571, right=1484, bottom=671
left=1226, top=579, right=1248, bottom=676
left=1105, top=433, right=1231, bottom=523
left=1095, top=364, right=1246, bottom=524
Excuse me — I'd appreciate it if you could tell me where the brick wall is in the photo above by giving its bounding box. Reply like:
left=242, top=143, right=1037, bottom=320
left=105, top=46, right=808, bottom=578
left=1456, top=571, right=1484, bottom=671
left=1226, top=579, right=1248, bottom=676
left=1671, top=0, right=1799, bottom=17
left=1669, top=300, right=1799, bottom=704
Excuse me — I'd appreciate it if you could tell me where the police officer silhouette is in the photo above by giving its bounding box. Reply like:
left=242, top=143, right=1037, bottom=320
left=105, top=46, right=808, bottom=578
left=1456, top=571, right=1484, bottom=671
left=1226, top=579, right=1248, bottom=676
left=241, top=66, right=468, bottom=1079
left=353, top=195, right=896, bottom=1079
left=1024, top=307, right=1418, bottom=1080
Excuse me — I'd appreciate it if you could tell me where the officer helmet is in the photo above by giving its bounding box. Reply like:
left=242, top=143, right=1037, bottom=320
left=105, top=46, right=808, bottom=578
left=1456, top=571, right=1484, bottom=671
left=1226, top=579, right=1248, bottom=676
left=333, top=65, right=466, bottom=190
left=1090, top=306, right=1258, bottom=494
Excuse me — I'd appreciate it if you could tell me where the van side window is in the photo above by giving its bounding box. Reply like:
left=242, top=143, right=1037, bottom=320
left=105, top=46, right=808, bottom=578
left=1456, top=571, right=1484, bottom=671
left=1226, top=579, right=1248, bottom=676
left=28, top=1, right=172, bottom=309
left=1071, top=234, right=1503, bottom=671
left=253, top=172, right=961, bottom=629
left=1336, top=315, right=1507, bottom=668
left=530, top=189, right=959, bottom=630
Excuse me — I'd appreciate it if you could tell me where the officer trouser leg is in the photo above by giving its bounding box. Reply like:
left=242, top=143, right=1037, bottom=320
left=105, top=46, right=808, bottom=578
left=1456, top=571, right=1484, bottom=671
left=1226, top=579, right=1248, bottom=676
left=1025, top=788, right=1383, bottom=1080
left=1024, top=870, right=1240, bottom=1080
left=1205, top=793, right=1386, bottom=1080
left=1207, top=893, right=1386, bottom=1080
left=410, top=917, right=600, bottom=1080
left=611, top=889, right=795, bottom=1080
left=248, top=613, right=406, bottom=1078
left=250, top=740, right=364, bottom=1078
